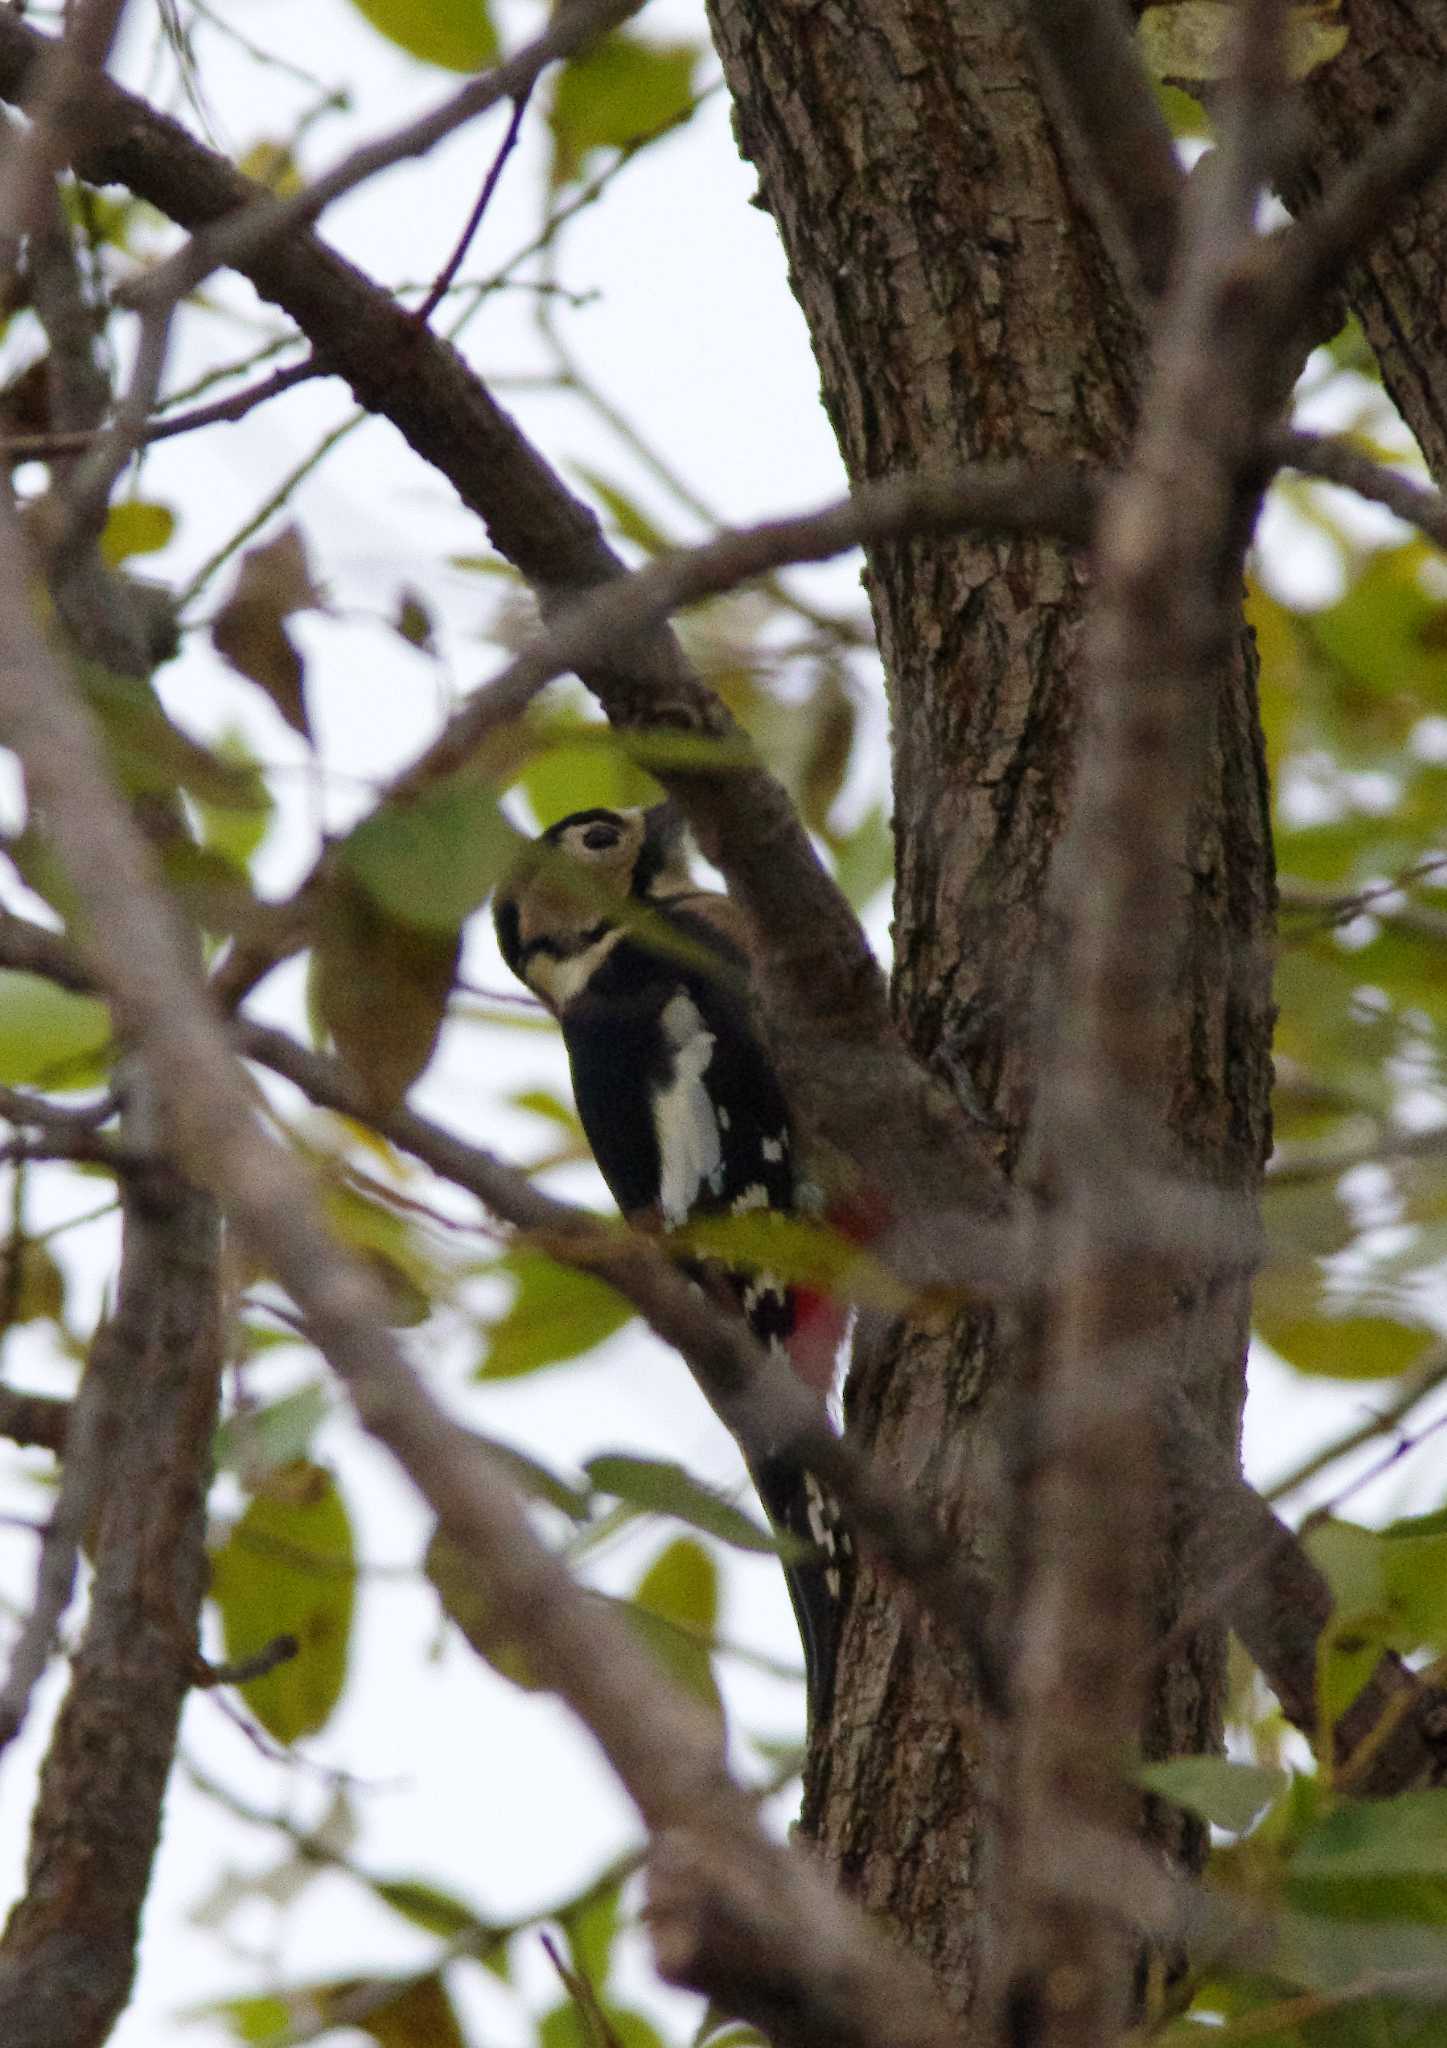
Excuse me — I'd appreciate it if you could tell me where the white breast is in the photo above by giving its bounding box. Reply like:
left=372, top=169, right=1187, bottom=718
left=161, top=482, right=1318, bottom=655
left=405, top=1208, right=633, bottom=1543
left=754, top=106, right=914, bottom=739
left=653, top=992, right=724, bottom=1226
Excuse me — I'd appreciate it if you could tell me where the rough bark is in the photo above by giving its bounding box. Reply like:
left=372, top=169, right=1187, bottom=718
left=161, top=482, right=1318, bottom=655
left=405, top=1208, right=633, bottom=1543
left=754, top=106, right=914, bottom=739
left=705, top=0, right=1275, bottom=2017
left=0, top=1174, right=222, bottom=2048
left=1292, top=0, right=1447, bottom=485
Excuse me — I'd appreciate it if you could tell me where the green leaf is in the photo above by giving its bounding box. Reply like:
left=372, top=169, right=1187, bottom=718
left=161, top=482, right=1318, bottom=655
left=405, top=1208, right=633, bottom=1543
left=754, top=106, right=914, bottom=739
left=237, top=139, right=304, bottom=196
left=209, top=1461, right=356, bottom=1744
left=1256, top=1311, right=1434, bottom=1381
left=830, top=803, right=894, bottom=911
left=541, top=2004, right=667, bottom=2048
left=1309, top=540, right=1447, bottom=711
left=560, top=1878, right=621, bottom=1992
left=312, top=873, right=460, bottom=1111
left=550, top=32, right=699, bottom=185
left=204, top=1992, right=291, bottom=2044
left=1306, top=1518, right=1386, bottom=1621
left=798, top=665, right=856, bottom=836
left=426, top=1525, right=546, bottom=1691
left=343, top=0, right=497, bottom=71
left=0, top=1239, right=65, bottom=1324
left=348, top=1973, right=469, bottom=2048
left=1137, top=1756, right=1287, bottom=1833
left=468, top=1430, right=591, bottom=1518
left=215, top=1381, right=332, bottom=1477
left=509, top=1087, right=583, bottom=1136
left=0, top=972, right=110, bottom=1088
left=159, top=839, right=257, bottom=936
left=78, top=663, right=268, bottom=809
left=320, top=1177, right=441, bottom=1328
left=477, top=1249, right=632, bottom=1379
left=516, top=712, right=663, bottom=825
left=1373, top=1513, right=1447, bottom=1653
left=585, top=1453, right=778, bottom=1553
left=1138, top=3, right=1347, bottom=83
left=340, top=776, right=520, bottom=931
left=392, top=587, right=437, bottom=656
left=627, top=1535, right=720, bottom=1711
left=99, top=497, right=174, bottom=565
left=1271, top=1908, right=1447, bottom=1995
left=192, top=728, right=275, bottom=868
left=679, top=1209, right=909, bottom=1312
left=1293, top=1790, right=1447, bottom=1880
left=372, top=1876, right=486, bottom=1940
left=636, top=1536, right=718, bottom=1633
left=573, top=464, right=673, bottom=555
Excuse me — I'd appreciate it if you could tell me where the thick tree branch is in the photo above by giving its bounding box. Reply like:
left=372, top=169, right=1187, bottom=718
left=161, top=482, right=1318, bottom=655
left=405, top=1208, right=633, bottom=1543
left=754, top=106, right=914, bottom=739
left=1003, top=10, right=1297, bottom=2038
left=1273, top=74, right=1447, bottom=335
left=0, top=133, right=230, bottom=2046
left=0, top=1171, right=223, bottom=2048
left=0, top=1385, right=70, bottom=1456
left=1023, top=0, right=1183, bottom=298
left=1273, top=425, right=1447, bottom=547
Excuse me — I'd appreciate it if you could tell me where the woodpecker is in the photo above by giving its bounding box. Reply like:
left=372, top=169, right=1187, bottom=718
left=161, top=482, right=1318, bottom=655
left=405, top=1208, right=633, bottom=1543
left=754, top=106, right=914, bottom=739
left=493, top=801, right=850, bottom=1718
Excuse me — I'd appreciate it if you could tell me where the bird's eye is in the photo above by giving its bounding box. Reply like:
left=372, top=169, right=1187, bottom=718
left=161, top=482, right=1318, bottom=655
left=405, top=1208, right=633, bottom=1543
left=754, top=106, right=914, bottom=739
left=581, top=824, right=619, bottom=851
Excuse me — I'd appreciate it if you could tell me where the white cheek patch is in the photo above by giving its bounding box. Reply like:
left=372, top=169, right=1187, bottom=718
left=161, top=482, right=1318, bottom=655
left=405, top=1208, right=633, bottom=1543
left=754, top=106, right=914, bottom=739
left=527, top=926, right=624, bottom=1011
left=654, top=993, right=724, bottom=1226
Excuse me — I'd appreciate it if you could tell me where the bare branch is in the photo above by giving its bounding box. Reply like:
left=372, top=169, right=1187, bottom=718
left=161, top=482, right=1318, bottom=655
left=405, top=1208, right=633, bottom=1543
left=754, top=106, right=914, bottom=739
left=1266, top=1344, right=1447, bottom=1502
left=1002, top=7, right=1296, bottom=2036
left=0, top=0, right=126, bottom=258
left=0, top=1384, right=69, bottom=1456
left=125, top=0, right=640, bottom=317
left=194, top=1634, right=299, bottom=1689
left=0, top=1170, right=225, bottom=2048
left=1272, top=76, right=1447, bottom=339
left=0, top=1355, right=105, bottom=1758
left=0, top=1080, right=111, bottom=1132
left=0, top=352, right=326, bottom=460
left=388, top=460, right=1097, bottom=804
left=1273, top=425, right=1447, bottom=547
left=411, top=89, right=532, bottom=331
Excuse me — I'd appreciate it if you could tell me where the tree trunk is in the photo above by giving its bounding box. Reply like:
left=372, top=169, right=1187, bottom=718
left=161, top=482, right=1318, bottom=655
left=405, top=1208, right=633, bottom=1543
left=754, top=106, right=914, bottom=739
left=1293, top=0, right=1447, bottom=484
left=706, top=0, right=1276, bottom=2017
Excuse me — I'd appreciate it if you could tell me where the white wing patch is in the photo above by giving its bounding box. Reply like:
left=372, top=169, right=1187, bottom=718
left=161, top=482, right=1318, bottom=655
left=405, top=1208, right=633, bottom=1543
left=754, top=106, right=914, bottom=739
left=653, top=993, right=724, bottom=1226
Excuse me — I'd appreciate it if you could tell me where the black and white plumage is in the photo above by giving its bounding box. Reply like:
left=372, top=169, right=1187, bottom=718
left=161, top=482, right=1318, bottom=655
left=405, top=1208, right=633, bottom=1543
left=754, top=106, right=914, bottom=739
left=493, top=801, right=850, bottom=1717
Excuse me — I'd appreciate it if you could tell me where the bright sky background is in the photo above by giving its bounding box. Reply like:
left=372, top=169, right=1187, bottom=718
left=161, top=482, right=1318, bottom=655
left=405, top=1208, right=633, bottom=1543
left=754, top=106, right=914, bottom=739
left=0, top=4, right=1443, bottom=2044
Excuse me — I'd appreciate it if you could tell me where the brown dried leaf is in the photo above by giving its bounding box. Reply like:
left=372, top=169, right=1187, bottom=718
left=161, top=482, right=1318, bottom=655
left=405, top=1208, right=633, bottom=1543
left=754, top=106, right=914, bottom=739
left=312, top=874, right=460, bottom=1112
left=211, top=525, right=322, bottom=740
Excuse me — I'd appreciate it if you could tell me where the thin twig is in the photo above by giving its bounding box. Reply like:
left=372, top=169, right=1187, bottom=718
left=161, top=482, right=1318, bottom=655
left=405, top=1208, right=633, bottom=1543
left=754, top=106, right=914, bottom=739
left=412, top=90, right=531, bottom=330
left=124, top=0, right=641, bottom=320
left=0, top=352, right=326, bottom=460
left=193, top=1633, right=299, bottom=1688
